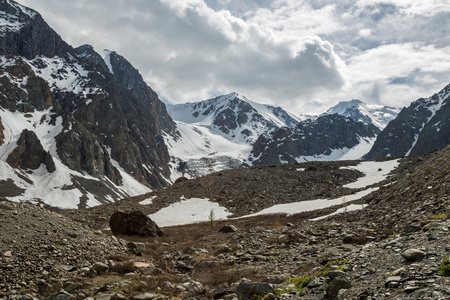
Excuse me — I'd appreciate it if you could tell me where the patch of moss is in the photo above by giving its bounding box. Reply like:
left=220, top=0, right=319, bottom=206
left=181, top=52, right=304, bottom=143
left=439, top=255, right=450, bottom=276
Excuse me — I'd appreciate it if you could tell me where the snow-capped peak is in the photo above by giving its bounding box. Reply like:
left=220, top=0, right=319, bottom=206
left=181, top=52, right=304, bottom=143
left=166, top=93, right=304, bottom=143
left=323, top=99, right=400, bottom=130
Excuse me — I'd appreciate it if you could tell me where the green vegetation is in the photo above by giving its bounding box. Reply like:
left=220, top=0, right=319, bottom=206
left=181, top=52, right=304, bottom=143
left=439, top=255, right=450, bottom=276
left=275, top=259, right=349, bottom=294
left=424, top=212, right=449, bottom=221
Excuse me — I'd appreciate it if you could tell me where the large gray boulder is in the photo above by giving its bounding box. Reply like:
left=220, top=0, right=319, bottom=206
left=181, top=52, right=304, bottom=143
left=109, top=210, right=164, bottom=238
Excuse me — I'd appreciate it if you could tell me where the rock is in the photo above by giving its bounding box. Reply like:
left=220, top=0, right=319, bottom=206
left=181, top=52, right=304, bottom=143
left=263, top=275, right=290, bottom=284
left=403, top=286, right=421, bottom=293
left=49, top=291, right=76, bottom=300
left=131, top=293, right=156, bottom=300
left=385, top=276, right=402, bottom=288
left=328, top=270, right=346, bottom=280
left=38, top=281, right=64, bottom=297
left=236, top=283, right=274, bottom=300
left=218, top=225, right=238, bottom=233
left=401, top=249, right=426, bottom=261
left=6, top=129, right=56, bottom=172
left=183, top=281, right=205, bottom=296
left=422, top=222, right=441, bottom=232
left=109, top=210, right=164, bottom=237
left=404, top=223, right=422, bottom=233
left=326, top=277, right=352, bottom=299
left=93, top=262, right=109, bottom=274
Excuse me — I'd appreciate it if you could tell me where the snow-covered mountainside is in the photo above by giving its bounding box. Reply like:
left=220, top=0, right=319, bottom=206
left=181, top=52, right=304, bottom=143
left=166, top=94, right=397, bottom=173
left=0, top=0, right=175, bottom=208
left=167, top=93, right=304, bottom=144
left=322, top=99, right=400, bottom=130
left=365, top=83, right=450, bottom=159
left=165, top=93, right=306, bottom=176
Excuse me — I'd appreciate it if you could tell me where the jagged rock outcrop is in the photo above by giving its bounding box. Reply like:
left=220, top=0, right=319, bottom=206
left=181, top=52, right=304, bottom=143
left=250, top=114, right=378, bottom=165
left=6, top=129, right=55, bottom=172
left=109, top=210, right=165, bottom=237
left=365, top=83, right=450, bottom=159
left=55, top=121, right=121, bottom=184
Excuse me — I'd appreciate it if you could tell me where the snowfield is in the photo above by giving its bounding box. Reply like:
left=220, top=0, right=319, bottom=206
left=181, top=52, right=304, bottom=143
left=0, top=107, right=151, bottom=208
left=146, top=159, right=400, bottom=227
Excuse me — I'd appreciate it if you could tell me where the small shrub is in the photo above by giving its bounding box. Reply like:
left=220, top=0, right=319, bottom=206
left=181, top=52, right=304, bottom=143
left=439, top=255, right=450, bottom=276
left=285, top=275, right=311, bottom=291
left=209, top=209, right=216, bottom=229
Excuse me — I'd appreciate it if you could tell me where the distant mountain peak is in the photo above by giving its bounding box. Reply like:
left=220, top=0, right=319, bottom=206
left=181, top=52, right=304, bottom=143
left=323, top=99, right=400, bottom=130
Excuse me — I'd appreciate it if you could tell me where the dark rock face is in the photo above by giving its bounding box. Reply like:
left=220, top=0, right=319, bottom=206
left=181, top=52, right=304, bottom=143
left=365, top=83, right=450, bottom=159
left=250, top=114, right=377, bottom=165
left=109, top=210, right=165, bottom=237
left=0, top=55, right=59, bottom=112
left=6, top=129, right=56, bottom=172
left=0, top=116, right=4, bottom=145
left=55, top=121, right=121, bottom=184
left=0, top=0, right=73, bottom=59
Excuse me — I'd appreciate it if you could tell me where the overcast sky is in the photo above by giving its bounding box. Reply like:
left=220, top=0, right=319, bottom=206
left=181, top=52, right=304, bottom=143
left=15, top=0, right=450, bottom=114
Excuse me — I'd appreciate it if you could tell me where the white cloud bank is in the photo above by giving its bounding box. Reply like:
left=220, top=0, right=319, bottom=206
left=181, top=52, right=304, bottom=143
left=14, top=0, right=450, bottom=114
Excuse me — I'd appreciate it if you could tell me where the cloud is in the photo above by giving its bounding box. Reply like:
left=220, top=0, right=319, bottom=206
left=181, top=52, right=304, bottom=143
left=15, top=0, right=346, bottom=112
left=12, top=0, right=450, bottom=114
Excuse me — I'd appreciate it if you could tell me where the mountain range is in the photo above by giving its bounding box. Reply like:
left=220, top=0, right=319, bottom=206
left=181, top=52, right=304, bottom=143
left=0, top=0, right=449, bottom=208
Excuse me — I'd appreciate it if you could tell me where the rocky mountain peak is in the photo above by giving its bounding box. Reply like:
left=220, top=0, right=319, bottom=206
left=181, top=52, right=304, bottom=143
left=0, top=0, right=73, bottom=59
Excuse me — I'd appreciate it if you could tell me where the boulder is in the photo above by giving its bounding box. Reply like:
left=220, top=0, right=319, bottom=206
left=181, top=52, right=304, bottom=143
left=109, top=210, right=164, bottom=237
left=236, top=282, right=274, bottom=300
left=218, top=225, right=238, bottom=233
left=401, top=249, right=426, bottom=262
left=326, top=277, right=352, bottom=299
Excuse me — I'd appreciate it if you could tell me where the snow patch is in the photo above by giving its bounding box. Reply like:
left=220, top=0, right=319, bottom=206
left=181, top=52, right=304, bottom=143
left=149, top=197, right=231, bottom=227
left=341, top=159, right=399, bottom=189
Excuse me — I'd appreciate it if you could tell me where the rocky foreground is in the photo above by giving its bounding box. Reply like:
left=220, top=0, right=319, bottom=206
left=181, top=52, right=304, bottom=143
left=1, top=146, right=449, bottom=300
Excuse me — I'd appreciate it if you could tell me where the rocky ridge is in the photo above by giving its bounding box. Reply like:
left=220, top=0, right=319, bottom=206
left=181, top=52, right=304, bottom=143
left=365, top=83, right=450, bottom=159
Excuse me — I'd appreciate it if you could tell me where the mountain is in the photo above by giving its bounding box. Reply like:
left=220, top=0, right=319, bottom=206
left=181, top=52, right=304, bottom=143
left=322, top=99, right=400, bottom=131
left=165, top=93, right=306, bottom=176
left=248, top=114, right=378, bottom=165
left=167, top=92, right=304, bottom=144
left=365, top=83, right=450, bottom=159
left=0, top=0, right=176, bottom=208
left=165, top=93, right=400, bottom=174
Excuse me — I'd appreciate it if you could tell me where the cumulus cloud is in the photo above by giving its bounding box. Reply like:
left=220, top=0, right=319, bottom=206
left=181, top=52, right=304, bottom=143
left=13, top=0, right=450, bottom=114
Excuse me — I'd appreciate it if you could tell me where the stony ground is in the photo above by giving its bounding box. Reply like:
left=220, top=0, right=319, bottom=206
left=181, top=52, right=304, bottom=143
left=0, top=146, right=449, bottom=300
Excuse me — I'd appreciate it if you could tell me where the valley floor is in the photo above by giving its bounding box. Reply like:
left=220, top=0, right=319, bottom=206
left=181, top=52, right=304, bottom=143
left=1, top=146, right=449, bottom=300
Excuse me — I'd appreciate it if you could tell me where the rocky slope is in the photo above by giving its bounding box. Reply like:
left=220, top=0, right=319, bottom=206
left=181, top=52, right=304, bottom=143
left=1, top=145, right=449, bottom=300
left=365, top=83, right=450, bottom=159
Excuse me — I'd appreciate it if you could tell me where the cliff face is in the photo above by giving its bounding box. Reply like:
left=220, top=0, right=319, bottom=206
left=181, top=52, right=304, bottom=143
left=365, top=83, right=450, bottom=159
left=0, top=0, right=177, bottom=190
